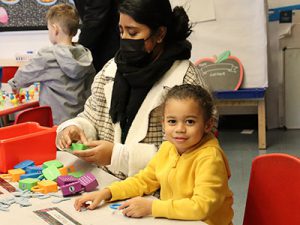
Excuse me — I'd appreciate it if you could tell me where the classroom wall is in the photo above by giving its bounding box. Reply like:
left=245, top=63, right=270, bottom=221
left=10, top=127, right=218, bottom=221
left=0, top=30, right=50, bottom=61
left=171, top=0, right=268, bottom=89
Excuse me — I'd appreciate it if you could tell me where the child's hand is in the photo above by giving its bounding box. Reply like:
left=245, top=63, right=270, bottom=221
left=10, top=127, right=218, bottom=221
left=119, top=197, right=153, bottom=218
left=74, top=189, right=112, bottom=211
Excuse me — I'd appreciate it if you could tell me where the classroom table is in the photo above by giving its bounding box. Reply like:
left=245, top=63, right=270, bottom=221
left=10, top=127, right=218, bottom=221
left=0, top=151, right=207, bottom=225
left=0, top=83, right=39, bottom=117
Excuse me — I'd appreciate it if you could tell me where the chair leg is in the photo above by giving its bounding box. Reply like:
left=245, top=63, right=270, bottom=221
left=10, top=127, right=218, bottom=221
left=0, top=115, right=10, bottom=126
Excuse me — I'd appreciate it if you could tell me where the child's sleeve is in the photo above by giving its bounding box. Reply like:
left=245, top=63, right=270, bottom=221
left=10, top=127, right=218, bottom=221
left=8, top=51, right=47, bottom=89
left=152, top=151, right=230, bottom=220
left=107, top=149, right=162, bottom=201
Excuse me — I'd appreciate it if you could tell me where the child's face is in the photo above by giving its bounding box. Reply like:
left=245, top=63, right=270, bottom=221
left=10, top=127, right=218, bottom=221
left=163, top=98, right=212, bottom=154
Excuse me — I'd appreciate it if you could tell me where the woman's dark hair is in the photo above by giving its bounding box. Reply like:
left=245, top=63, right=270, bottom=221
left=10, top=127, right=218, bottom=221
left=119, top=0, right=192, bottom=42
left=162, top=84, right=214, bottom=121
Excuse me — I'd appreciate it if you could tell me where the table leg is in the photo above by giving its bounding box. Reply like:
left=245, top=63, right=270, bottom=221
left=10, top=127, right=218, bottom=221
left=258, top=99, right=266, bottom=149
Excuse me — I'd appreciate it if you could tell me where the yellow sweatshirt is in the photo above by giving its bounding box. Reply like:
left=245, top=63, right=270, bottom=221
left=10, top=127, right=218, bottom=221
left=108, top=133, right=234, bottom=225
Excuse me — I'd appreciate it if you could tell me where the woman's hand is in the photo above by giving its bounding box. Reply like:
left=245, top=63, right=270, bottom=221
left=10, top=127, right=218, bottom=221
left=72, top=140, right=114, bottom=166
left=119, top=197, right=153, bottom=218
left=57, top=125, right=88, bottom=149
left=74, top=188, right=112, bottom=211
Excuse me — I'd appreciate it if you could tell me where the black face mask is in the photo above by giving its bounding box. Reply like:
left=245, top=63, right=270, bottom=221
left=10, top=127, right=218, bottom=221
left=119, top=38, right=152, bottom=67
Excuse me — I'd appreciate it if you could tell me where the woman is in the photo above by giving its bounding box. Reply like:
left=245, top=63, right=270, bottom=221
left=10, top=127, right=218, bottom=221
left=57, top=0, right=214, bottom=179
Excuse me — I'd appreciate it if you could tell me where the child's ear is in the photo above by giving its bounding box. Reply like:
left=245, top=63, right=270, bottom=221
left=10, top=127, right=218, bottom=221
left=204, top=117, right=214, bottom=133
left=53, top=24, right=59, bottom=35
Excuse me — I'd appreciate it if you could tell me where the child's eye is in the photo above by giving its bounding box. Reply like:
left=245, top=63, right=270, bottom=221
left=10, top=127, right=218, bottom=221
left=167, top=120, right=176, bottom=125
left=186, top=120, right=195, bottom=125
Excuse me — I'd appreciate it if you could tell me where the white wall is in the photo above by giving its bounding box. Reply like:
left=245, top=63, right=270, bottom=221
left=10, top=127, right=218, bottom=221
left=172, top=0, right=268, bottom=88
left=0, top=30, right=50, bottom=60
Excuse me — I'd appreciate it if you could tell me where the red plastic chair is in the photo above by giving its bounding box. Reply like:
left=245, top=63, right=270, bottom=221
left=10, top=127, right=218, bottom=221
left=243, top=153, right=300, bottom=225
left=2, top=66, right=18, bottom=82
left=14, top=106, right=53, bottom=127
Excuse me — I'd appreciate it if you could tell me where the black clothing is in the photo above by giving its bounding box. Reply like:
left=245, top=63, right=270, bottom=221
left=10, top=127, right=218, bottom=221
left=110, top=40, right=192, bottom=143
left=74, top=0, right=120, bottom=72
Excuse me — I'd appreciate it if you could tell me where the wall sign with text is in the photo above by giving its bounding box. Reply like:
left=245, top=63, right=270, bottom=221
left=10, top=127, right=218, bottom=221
left=195, top=51, right=244, bottom=91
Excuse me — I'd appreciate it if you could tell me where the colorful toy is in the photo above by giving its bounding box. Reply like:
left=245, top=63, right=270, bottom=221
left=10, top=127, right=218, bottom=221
left=68, top=171, right=84, bottom=178
left=60, top=181, right=82, bottom=197
left=109, top=203, right=121, bottom=210
left=0, top=168, right=26, bottom=182
left=42, top=160, right=63, bottom=169
left=70, top=143, right=88, bottom=150
left=79, top=172, right=98, bottom=192
left=31, top=180, right=58, bottom=194
left=42, top=165, right=61, bottom=181
left=14, top=160, right=35, bottom=170
left=20, top=172, right=41, bottom=179
left=56, top=175, right=78, bottom=187
left=25, top=165, right=43, bottom=174
left=25, top=90, right=30, bottom=101
left=29, top=89, right=35, bottom=99
left=19, top=178, right=39, bottom=191
left=58, top=167, right=68, bottom=176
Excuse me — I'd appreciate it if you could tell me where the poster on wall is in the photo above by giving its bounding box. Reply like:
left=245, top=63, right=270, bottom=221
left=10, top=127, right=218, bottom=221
left=0, top=0, right=74, bottom=31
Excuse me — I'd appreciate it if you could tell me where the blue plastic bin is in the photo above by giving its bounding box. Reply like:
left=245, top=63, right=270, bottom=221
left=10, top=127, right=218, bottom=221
left=214, top=88, right=266, bottom=99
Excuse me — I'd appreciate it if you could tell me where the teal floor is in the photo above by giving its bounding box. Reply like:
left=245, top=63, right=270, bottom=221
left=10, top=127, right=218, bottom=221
left=219, top=128, right=300, bottom=225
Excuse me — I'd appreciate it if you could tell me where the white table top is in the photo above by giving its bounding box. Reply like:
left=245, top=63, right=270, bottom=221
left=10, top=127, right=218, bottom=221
left=0, top=151, right=207, bottom=225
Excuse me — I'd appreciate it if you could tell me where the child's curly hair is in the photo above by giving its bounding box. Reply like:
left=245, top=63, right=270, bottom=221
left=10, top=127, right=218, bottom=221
left=161, top=84, right=214, bottom=121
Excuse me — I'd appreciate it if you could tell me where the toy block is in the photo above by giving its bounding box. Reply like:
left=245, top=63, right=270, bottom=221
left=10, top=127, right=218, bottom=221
left=20, top=172, right=41, bottom=180
left=0, top=168, right=26, bottom=182
left=68, top=171, right=84, bottom=178
left=14, top=160, right=35, bottom=170
left=19, top=178, right=39, bottom=191
left=25, top=166, right=43, bottom=174
left=42, top=165, right=61, bottom=181
left=70, top=143, right=88, bottom=151
left=31, top=180, right=58, bottom=194
left=58, top=167, right=68, bottom=176
left=79, top=172, right=98, bottom=192
left=57, top=175, right=78, bottom=187
left=60, top=181, right=82, bottom=197
left=42, top=160, right=63, bottom=169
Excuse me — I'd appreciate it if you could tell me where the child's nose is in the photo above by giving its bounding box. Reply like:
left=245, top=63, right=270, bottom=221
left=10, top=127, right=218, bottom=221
left=175, top=123, right=186, bottom=133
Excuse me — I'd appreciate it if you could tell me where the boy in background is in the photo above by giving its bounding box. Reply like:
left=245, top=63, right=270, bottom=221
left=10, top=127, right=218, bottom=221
left=8, top=4, right=96, bottom=125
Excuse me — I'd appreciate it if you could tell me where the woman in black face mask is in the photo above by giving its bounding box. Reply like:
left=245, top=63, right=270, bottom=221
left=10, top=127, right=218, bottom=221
left=56, top=0, right=216, bottom=179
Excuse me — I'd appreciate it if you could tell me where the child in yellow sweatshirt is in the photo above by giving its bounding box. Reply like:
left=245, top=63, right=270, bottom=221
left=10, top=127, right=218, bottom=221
left=74, top=84, right=234, bottom=225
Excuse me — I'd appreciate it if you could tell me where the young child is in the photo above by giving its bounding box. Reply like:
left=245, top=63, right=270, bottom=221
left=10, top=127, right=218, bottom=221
left=74, top=84, right=234, bottom=225
left=8, top=4, right=96, bottom=125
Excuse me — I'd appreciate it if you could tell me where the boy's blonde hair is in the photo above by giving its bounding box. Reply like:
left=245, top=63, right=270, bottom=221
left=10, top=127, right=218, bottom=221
left=46, top=4, right=79, bottom=37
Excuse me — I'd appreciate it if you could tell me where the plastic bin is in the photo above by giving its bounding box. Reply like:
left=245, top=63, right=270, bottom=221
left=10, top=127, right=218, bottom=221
left=214, top=88, right=266, bottom=99
left=0, top=122, right=57, bottom=173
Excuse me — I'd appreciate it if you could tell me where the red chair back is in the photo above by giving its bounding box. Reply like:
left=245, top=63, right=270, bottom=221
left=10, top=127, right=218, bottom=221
left=243, top=153, right=300, bottom=225
left=14, top=106, right=53, bottom=127
left=2, top=66, right=18, bottom=83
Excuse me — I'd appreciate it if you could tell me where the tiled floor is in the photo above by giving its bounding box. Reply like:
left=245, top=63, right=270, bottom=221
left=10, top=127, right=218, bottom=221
left=219, top=128, right=300, bottom=225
